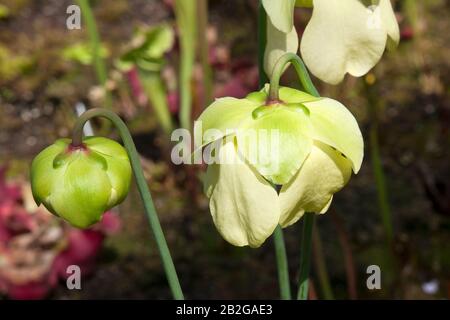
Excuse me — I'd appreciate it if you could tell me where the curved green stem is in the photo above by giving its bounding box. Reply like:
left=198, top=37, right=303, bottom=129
left=268, top=53, right=319, bottom=100
left=297, top=212, right=315, bottom=300
left=71, top=108, right=184, bottom=300
left=273, top=225, right=291, bottom=299
left=258, top=3, right=291, bottom=300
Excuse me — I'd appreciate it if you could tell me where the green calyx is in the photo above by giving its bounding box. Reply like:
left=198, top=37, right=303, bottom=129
left=31, top=136, right=132, bottom=228
left=197, top=86, right=364, bottom=185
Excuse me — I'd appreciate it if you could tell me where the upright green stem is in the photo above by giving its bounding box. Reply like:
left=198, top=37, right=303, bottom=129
left=273, top=226, right=291, bottom=299
left=198, top=0, right=213, bottom=107
left=77, top=0, right=112, bottom=108
left=258, top=1, right=269, bottom=87
left=297, top=212, right=315, bottom=300
left=312, top=227, right=334, bottom=300
left=364, top=81, right=393, bottom=244
left=258, top=2, right=291, bottom=300
left=71, top=108, right=184, bottom=300
left=174, top=0, right=196, bottom=129
left=268, top=53, right=320, bottom=300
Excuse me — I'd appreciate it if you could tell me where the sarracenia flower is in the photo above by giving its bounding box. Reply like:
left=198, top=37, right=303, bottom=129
left=263, top=0, right=399, bottom=84
left=31, top=137, right=131, bottom=228
left=196, top=86, right=363, bottom=247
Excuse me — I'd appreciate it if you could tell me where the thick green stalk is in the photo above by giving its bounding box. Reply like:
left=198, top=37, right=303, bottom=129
left=364, top=81, right=393, bottom=243
left=174, top=0, right=196, bottom=129
left=258, top=1, right=269, bottom=87
left=198, top=0, right=213, bottom=107
left=312, top=227, right=334, bottom=300
left=77, top=0, right=112, bottom=108
left=71, top=108, right=184, bottom=300
left=267, top=53, right=320, bottom=300
left=258, top=2, right=291, bottom=300
left=297, top=212, right=315, bottom=300
left=273, top=226, right=291, bottom=299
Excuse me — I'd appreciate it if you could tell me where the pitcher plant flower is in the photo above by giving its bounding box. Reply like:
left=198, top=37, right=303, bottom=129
left=31, top=137, right=131, bottom=228
left=262, top=0, right=399, bottom=84
left=196, top=85, right=363, bottom=247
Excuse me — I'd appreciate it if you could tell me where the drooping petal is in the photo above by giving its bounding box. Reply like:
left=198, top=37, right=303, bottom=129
left=236, top=104, right=313, bottom=185
left=303, top=97, right=364, bottom=173
left=206, top=140, right=280, bottom=248
left=196, top=97, right=258, bottom=147
left=264, top=19, right=299, bottom=78
left=379, top=0, right=400, bottom=50
left=279, top=142, right=352, bottom=227
left=262, top=0, right=296, bottom=33
left=300, top=0, right=387, bottom=84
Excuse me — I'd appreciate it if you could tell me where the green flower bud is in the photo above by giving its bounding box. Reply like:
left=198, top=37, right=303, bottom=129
left=30, top=137, right=132, bottom=228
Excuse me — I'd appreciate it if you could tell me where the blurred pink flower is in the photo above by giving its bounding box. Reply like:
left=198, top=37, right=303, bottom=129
left=0, top=166, right=122, bottom=300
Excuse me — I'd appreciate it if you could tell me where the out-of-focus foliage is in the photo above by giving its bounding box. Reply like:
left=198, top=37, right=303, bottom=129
left=0, top=45, right=33, bottom=81
left=62, top=42, right=109, bottom=65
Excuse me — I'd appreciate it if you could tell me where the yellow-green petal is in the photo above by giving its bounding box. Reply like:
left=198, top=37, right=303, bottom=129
left=85, top=137, right=132, bottom=205
left=30, top=139, right=69, bottom=204
left=48, top=154, right=112, bottom=228
left=262, top=0, right=296, bottom=33
left=300, top=0, right=387, bottom=84
left=207, top=140, right=279, bottom=248
left=197, top=97, right=258, bottom=147
left=264, top=18, right=299, bottom=78
left=379, top=0, right=400, bottom=50
left=279, top=142, right=352, bottom=227
left=237, top=104, right=313, bottom=185
left=303, top=97, right=364, bottom=173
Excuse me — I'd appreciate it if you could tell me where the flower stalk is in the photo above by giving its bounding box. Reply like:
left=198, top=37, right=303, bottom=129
left=297, top=212, right=314, bottom=300
left=258, top=2, right=291, bottom=300
left=268, top=53, right=319, bottom=101
left=71, top=108, right=184, bottom=300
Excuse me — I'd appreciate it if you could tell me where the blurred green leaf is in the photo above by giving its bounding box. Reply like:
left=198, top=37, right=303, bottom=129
left=0, top=4, right=11, bottom=19
left=0, top=45, right=34, bottom=81
left=118, top=24, right=174, bottom=72
left=62, top=42, right=109, bottom=65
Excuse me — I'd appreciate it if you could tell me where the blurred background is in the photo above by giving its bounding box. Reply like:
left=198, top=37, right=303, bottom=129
left=0, top=0, right=449, bottom=299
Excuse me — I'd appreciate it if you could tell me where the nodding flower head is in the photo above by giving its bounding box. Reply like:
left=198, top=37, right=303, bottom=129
left=31, top=137, right=131, bottom=228
left=196, top=86, right=363, bottom=247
